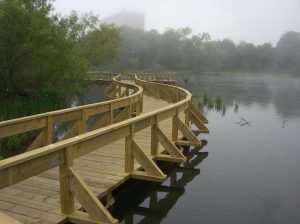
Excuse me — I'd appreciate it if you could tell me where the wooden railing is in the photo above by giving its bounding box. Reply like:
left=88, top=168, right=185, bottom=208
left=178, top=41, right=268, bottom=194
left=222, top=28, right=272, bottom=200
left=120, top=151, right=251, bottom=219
left=0, top=75, right=143, bottom=152
left=0, top=73, right=208, bottom=224
left=129, top=72, right=176, bottom=83
left=87, top=71, right=120, bottom=81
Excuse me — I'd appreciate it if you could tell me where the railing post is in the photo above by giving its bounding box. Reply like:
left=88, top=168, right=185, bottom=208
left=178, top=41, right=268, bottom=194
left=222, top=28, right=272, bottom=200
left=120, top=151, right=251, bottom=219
left=151, top=115, right=159, bottom=155
left=126, top=86, right=129, bottom=96
left=167, top=89, right=171, bottom=102
left=59, top=146, right=75, bottom=215
left=135, top=96, right=142, bottom=116
left=108, top=104, right=113, bottom=124
left=136, top=102, right=140, bottom=115
left=139, top=94, right=143, bottom=114
left=172, top=109, right=179, bottom=141
left=127, top=98, right=132, bottom=118
left=45, top=116, right=52, bottom=145
left=125, top=124, right=134, bottom=172
left=185, top=104, right=190, bottom=128
left=118, top=84, right=122, bottom=97
left=78, top=109, right=86, bottom=134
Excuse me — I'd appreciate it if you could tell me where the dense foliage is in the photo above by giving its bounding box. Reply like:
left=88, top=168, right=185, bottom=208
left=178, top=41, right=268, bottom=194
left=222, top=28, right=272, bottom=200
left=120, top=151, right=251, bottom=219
left=107, top=27, right=300, bottom=75
left=0, top=0, right=120, bottom=118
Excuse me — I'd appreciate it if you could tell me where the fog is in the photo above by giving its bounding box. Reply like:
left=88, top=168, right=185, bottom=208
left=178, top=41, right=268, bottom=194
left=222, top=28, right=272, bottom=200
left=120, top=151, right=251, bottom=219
left=53, top=0, right=300, bottom=46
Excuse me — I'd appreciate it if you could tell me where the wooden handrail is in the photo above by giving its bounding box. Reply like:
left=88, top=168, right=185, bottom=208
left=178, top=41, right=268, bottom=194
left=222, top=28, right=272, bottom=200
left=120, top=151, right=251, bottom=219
left=87, top=71, right=120, bottom=81
left=0, top=74, right=188, bottom=163
left=0, top=73, right=208, bottom=224
left=0, top=73, right=192, bottom=184
left=0, top=75, right=143, bottom=141
left=129, top=72, right=176, bottom=82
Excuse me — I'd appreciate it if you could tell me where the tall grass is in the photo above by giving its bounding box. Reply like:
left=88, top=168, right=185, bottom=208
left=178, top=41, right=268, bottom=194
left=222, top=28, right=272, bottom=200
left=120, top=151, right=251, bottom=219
left=0, top=90, right=66, bottom=121
left=0, top=90, right=67, bottom=159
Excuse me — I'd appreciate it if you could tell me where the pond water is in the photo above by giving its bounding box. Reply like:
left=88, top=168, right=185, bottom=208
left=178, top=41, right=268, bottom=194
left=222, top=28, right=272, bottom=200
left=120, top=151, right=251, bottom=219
left=110, top=73, right=300, bottom=224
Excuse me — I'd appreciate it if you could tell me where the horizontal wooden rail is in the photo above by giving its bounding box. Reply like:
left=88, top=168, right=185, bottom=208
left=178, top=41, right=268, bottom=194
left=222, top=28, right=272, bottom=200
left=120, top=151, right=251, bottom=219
left=0, top=75, right=143, bottom=151
left=129, top=72, right=176, bottom=83
left=0, top=72, right=208, bottom=224
left=87, top=72, right=120, bottom=81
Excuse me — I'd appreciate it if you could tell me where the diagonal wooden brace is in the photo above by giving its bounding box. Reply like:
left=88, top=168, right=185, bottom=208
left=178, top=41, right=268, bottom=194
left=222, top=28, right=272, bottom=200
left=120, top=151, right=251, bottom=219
left=176, top=117, right=202, bottom=146
left=190, top=111, right=209, bottom=134
left=119, top=89, right=127, bottom=98
left=131, top=139, right=166, bottom=182
left=69, top=168, right=118, bottom=224
left=105, top=83, right=116, bottom=94
left=108, top=85, right=120, bottom=98
left=156, top=127, right=186, bottom=163
left=113, top=108, right=128, bottom=123
left=190, top=103, right=208, bottom=124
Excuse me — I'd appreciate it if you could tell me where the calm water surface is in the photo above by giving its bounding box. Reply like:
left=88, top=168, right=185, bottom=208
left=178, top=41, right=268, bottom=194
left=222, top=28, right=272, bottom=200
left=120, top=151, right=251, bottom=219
left=110, top=73, right=300, bottom=224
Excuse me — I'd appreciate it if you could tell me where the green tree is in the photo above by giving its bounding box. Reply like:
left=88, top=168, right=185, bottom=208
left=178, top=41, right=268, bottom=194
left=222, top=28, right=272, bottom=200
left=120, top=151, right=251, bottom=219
left=0, top=0, right=86, bottom=99
left=63, top=12, right=120, bottom=69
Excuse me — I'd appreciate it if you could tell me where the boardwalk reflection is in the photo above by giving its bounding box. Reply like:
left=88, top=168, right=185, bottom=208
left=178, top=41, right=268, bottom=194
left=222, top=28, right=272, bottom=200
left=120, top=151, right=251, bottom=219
left=111, top=143, right=208, bottom=224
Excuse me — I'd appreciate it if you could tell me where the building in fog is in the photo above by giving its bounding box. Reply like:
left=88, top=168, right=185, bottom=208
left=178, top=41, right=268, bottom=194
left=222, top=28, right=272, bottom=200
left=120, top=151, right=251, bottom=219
left=103, top=9, right=145, bottom=30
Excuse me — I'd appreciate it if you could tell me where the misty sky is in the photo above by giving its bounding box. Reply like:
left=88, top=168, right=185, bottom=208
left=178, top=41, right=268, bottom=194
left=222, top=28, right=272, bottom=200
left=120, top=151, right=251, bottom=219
left=53, top=0, right=300, bottom=46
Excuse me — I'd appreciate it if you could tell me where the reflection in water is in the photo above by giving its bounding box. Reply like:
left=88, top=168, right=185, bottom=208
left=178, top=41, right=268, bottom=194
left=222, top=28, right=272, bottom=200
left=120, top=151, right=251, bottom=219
left=111, top=144, right=209, bottom=224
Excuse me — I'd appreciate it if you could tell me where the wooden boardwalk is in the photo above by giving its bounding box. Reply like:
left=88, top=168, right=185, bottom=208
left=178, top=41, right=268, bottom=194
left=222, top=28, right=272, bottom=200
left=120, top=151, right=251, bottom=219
left=0, top=74, right=209, bottom=224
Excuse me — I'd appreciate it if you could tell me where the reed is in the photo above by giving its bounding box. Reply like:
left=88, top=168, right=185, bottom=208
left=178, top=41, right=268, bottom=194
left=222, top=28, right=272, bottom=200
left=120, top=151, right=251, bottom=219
left=0, top=91, right=66, bottom=121
left=0, top=90, right=66, bottom=159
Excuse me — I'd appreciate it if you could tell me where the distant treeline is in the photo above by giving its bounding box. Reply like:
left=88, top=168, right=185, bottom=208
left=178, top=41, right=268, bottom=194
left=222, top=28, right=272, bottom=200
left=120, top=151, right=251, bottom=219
left=103, top=27, right=300, bottom=74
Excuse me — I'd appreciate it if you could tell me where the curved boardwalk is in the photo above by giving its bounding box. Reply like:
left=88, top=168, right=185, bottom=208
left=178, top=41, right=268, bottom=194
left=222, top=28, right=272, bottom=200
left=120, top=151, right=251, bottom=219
left=0, top=75, right=209, bottom=224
